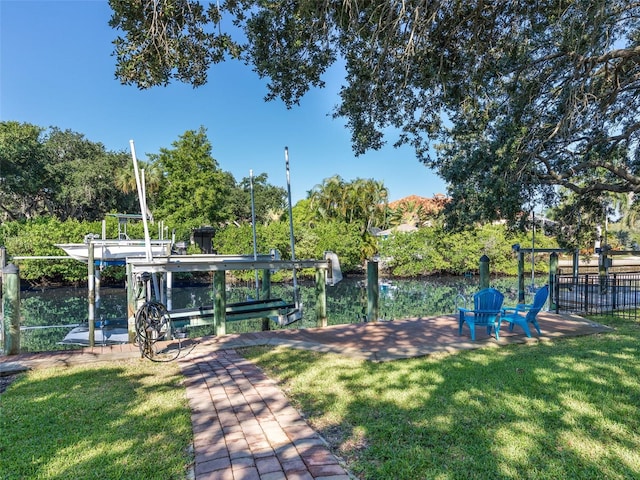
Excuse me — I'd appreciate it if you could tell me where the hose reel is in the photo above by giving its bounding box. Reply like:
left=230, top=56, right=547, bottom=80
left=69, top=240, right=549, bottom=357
left=134, top=301, right=177, bottom=361
left=134, top=269, right=180, bottom=361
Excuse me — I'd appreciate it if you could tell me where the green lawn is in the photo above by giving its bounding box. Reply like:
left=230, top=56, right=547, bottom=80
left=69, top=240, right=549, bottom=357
left=243, top=314, right=640, bottom=479
left=2, top=314, right=639, bottom=479
left=0, top=360, right=192, bottom=480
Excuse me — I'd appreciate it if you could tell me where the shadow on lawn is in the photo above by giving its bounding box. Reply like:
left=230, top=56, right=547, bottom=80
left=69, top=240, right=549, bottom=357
left=0, top=365, right=191, bottom=480
left=245, top=317, right=640, bottom=479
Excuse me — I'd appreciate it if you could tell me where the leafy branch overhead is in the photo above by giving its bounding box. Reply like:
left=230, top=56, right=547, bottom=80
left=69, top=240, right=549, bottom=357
left=109, top=1, right=640, bottom=227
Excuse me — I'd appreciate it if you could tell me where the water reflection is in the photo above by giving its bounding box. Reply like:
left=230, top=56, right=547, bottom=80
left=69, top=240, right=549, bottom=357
left=15, top=276, right=533, bottom=353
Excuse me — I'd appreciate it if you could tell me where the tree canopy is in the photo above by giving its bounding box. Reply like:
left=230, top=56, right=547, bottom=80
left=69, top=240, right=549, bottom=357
left=227, top=172, right=286, bottom=224
left=0, top=121, right=137, bottom=221
left=149, top=126, right=233, bottom=238
left=0, top=121, right=50, bottom=220
left=0, top=121, right=287, bottom=237
left=108, top=0, right=640, bottom=239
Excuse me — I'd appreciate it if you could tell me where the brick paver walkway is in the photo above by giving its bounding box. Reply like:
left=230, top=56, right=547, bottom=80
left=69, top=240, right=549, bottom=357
left=180, top=349, right=350, bottom=480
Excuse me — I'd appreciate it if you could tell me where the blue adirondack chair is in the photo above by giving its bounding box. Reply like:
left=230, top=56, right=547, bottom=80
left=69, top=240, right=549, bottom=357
left=501, top=285, right=549, bottom=337
left=458, top=288, right=505, bottom=341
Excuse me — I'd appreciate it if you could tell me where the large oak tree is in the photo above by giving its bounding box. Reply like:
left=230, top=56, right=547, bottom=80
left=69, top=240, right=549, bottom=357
left=109, top=1, right=640, bottom=242
left=0, top=121, right=137, bottom=221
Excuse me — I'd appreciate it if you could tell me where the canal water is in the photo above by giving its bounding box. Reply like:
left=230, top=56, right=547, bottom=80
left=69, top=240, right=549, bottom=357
left=11, top=276, right=533, bottom=353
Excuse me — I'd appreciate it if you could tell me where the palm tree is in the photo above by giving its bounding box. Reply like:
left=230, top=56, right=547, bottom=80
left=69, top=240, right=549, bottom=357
left=356, top=178, right=388, bottom=232
left=309, top=175, right=347, bottom=220
left=308, top=176, right=388, bottom=234
left=113, top=163, right=137, bottom=194
left=114, top=161, right=162, bottom=196
left=113, top=160, right=162, bottom=219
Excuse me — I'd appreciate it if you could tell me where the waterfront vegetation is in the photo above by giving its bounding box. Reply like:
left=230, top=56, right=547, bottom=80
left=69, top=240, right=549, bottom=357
left=2, top=312, right=638, bottom=479
left=3, top=121, right=640, bottom=287
left=1, top=214, right=559, bottom=285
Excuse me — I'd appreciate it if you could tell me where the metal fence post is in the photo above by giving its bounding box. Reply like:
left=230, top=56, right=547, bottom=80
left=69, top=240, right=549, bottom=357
left=549, top=252, right=558, bottom=311
left=261, top=269, right=271, bottom=331
left=584, top=274, right=590, bottom=313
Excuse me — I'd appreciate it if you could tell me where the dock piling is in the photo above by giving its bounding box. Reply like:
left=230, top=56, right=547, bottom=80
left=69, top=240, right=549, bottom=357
left=213, top=271, right=226, bottom=335
left=479, top=255, right=490, bottom=290
left=367, top=260, right=379, bottom=322
left=316, top=268, right=327, bottom=327
left=2, top=263, right=20, bottom=355
left=88, top=242, right=95, bottom=347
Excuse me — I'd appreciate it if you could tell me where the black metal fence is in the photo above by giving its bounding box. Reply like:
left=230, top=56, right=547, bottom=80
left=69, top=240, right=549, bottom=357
left=554, top=273, right=640, bottom=319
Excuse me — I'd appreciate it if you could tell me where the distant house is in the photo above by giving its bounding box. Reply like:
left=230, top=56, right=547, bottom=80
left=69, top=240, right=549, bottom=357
left=377, top=194, right=449, bottom=234
left=373, top=194, right=450, bottom=238
left=388, top=194, right=449, bottom=216
left=376, top=223, right=419, bottom=239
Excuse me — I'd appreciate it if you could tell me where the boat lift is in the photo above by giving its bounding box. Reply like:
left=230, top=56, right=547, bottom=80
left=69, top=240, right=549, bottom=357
left=124, top=251, right=341, bottom=342
left=511, top=244, right=578, bottom=304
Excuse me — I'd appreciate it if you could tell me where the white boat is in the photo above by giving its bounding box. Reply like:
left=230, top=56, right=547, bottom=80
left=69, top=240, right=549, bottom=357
left=56, top=239, right=172, bottom=263
left=59, top=322, right=130, bottom=346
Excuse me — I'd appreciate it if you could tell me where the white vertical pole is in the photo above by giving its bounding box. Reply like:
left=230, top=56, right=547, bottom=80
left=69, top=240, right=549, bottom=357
left=129, top=140, right=153, bottom=261
left=250, top=169, right=259, bottom=298
left=166, top=271, right=173, bottom=311
left=285, top=147, right=299, bottom=306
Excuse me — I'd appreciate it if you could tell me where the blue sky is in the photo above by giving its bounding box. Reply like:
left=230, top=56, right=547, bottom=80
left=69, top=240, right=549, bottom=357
left=1, top=0, right=447, bottom=203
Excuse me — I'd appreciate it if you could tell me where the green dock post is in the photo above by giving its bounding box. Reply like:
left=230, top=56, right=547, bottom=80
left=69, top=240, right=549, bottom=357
left=517, top=251, right=525, bottom=302
left=316, top=268, right=327, bottom=327
left=213, top=270, right=226, bottom=335
left=261, top=269, right=271, bottom=331
left=0, top=246, right=5, bottom=349
left=479, top=255, right=490, bottom=290
left=599, top=247, right=609, bottom=293
left=3, top=263, right=20, bottom=355
left=88, top=242, right=95, bottom=347
left=549, top=252, right=558, bottom=311
left=367, top=260, right=379, bottom=322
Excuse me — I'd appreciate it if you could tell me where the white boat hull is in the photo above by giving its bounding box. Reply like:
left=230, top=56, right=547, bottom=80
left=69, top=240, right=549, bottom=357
left=56, top=240, right=172, bottom=262
left=59, top=324, right=129, bottom=346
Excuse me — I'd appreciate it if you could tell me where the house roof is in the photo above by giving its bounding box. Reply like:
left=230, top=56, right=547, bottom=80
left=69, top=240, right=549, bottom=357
left=388, top=194, right=449, bottom=214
